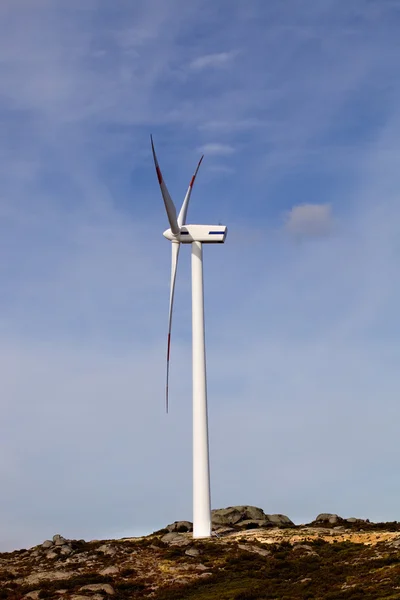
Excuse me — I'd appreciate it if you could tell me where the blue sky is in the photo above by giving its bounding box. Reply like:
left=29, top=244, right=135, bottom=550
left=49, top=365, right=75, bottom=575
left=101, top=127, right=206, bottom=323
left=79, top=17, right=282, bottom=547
left=1, top=0, right=400, bottom=550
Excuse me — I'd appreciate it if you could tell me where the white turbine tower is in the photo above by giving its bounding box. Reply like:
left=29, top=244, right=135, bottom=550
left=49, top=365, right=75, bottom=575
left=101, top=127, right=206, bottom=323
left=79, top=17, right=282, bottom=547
left=151, top=136, right=227, bottom=539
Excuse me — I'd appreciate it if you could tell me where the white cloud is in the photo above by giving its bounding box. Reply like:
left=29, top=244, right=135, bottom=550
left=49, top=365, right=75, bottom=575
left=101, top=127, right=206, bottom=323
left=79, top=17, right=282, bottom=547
left=285, top=204, right=333, bottom=237
left=189, top=50, right=237, bottom=70
left=206, top=164, right=235, bottom=174
left=197, top=143, right=235, bottom=156
left=198, top=118, right=265, bottom=132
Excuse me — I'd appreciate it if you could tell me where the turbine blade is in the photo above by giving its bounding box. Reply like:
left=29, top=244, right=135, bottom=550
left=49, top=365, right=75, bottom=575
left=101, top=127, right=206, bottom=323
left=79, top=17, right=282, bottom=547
left=166, top=241, right=180, bottom=412
left=151, top=135, right=180, bottom=234
left=178, top=155, right=204, bottom=227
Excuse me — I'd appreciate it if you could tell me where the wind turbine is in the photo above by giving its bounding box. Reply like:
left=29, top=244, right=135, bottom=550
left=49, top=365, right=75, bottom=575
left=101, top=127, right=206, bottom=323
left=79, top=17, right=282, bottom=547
left=151, top=136, right=227, bottom=539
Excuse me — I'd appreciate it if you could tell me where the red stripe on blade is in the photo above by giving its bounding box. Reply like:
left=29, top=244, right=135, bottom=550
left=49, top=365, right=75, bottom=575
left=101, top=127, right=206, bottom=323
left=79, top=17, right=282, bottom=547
left=156, top=166, right=163, bottom=184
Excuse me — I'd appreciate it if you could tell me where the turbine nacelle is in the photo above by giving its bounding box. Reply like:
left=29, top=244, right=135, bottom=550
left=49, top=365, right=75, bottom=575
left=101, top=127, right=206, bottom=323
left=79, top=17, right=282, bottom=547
left=163, top=224, right=228, bottom=244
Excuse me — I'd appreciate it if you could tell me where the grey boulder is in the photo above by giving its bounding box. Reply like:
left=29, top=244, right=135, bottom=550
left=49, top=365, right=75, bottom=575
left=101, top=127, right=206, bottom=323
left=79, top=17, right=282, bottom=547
left=185, top=546, right=201, bottom=557
left=212, top=506, right=266, bottom=527
left=265, top=514, right=294, bottom=526
left=166, top=521, right=193, bottom=533
left=97, top=544, right=116, bottom=556
left=80, top=584, right=115, bottom=595
left=293, top=544, right=318, bottom=556
left=211, top=507, right=245, bottom=526
left=161, top=532, right=191, bottom=546
left=53, top=534, right=67, bottom=546
left=314, top=513, right=342, bottom=525
left=211, top=506, right=293, bottom=529
left=346, top=517, right=367, bottom=524
left=236, top=519, right=270, bottom=530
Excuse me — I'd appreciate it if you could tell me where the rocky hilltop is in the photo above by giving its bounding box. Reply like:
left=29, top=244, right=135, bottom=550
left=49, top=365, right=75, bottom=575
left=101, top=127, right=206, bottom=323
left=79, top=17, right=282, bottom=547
left=1, top=506, right=400, bottom=599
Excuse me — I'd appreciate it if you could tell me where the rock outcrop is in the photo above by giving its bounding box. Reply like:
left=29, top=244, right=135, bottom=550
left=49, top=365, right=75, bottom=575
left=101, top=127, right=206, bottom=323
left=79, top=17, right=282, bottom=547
left=211, top=506, right=294, bottom=530
left=161, top=532, right=191, bottom=546
left=29, top=534, right=80, bottom=561
left=166, top=520, right=193, bottom=533
left=1, top=516, right=400, bottom=600
left=265, top=514, right=294, bottom=526
left=311, top=513, right=372, bottom=527
left=314, top=513, right=343, bottom=525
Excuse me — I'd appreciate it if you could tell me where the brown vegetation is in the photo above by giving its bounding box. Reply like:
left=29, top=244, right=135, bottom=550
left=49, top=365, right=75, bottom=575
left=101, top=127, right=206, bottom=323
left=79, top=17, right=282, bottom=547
left=1, top=523, right=400, bottom=599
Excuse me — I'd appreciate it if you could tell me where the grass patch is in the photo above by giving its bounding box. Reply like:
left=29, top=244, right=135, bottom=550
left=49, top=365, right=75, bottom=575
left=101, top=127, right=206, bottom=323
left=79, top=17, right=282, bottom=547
left=151, top=540, right=400, bottom=600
